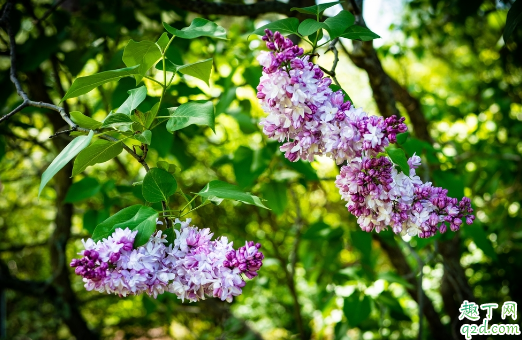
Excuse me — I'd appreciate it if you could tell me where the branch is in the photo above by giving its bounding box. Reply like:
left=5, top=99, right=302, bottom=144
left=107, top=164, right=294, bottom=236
left=163, top=0, right=298, bottom=17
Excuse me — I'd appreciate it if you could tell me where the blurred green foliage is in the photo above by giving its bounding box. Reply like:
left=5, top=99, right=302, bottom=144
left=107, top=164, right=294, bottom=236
left=0, top=0, right=521, bottom=339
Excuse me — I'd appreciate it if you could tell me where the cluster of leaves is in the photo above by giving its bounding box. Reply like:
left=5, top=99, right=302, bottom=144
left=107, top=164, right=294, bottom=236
left=252, top=1, right=380, bottom=45
left=39, top=18, right=269, bottom=248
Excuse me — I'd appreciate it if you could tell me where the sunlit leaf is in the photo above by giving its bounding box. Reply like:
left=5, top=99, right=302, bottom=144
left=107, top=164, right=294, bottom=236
left=135, top=130, right=152, bottom=145
left=164, top=101, right=215, bottom=132
left=142, top=168, right=177, bottom=203
left=178, top=58, right=213, bottom=85
left=340, top=25, right=380, bottom=41
left=163, top=18, right=227, bottom=40
left=92, top=205, right=158, bottom=247
left=250, top=18, right=300, bottom=36
left=60, top=66, right=140, bottom=102
left=122, top=40, right=162, bottom=84
left=298, top=19, right=327, bottom=37
left=197, top=180, right=268, bottom=209
left=39, top=130, right=94, bottom=197
left=101, top=113, right=134, bottom=129
left=324, top=10, right=355, bottom=38
left=385, top=147, right=410, bottom=175
left=116, top=86, right=147, bottom=115
left=156, top=32, right=170, bottom=51
left=72, top=139, right=123, bottom=176
left=70, top=111, right=102, bottom=130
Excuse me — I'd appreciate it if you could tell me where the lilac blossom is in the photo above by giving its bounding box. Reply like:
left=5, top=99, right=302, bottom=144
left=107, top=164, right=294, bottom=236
left=335, top=154, right=475, bottom=238
left=70, top=219, right=264, bottom=302
left=257, top=29, right=474, bottom=238
left=257, top=31, right=405, bottom=164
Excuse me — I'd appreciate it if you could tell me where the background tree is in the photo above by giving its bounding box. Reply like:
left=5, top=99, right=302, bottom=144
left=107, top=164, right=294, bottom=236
left=0, top=0, right=521, bottom=339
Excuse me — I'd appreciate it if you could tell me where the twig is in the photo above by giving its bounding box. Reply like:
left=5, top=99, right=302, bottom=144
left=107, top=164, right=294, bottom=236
left=49, top=128, right=77, bottom=139
left=324, top=38, right=341, bottom=86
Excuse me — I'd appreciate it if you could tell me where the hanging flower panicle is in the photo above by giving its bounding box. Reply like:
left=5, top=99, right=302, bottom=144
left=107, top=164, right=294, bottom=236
left=70, top=219, right=264, bottom=302
left=256, top=29, right=474, bottom=238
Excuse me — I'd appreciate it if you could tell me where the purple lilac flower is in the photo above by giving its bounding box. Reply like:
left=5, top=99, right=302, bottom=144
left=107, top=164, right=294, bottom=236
left=70, top=219, right=264, bottom=302
left=334, top=154, right=475, bottom=237
left=257, top=29, right=474, bottom=238
left=257, top=29, right=404, bottom=165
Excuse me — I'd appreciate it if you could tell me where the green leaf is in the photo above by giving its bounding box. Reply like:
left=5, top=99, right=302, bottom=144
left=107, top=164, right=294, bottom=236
left=396, top=132, right=409, bottom=145
left=156, top=32, right=170, bottom=51
left=92, top=205, right=158, bottom=247
left=157, top=58, right=213, bottom=86
left=261, top=181, right=288, bottom=215
left=308, top=29, right=323, bottom=43
left=116, top=86, right=147, bottom=115
left=133, top=212, right=159, bottom=247
left=178, top=58, right=213, bottom=85
left=39, top=130, right=94, bottom=197
left=164, top=101, right=215, bottom=132
left=70, top=111, right=102, bottom=129
left=122, top=40, right=162, bottom=85
left=343, top=290, right=372, bottom=327
left=144, top=102, right=160, bottom=129
left=197, top=180, right=268, bottom=209
left=60, top=66, right=140, bottom=102
left=340, top=25, right=380, bottom=41
left=324, top=10, right=355, bottom=38
left=72, top=139, right=123, bottom=176
left=298, top=19, right=327, bottom=37
left=163, top=18, right=227, bottom=40
left=135, top=130, right=152, bottom=145
left=385, top=147, right=410, bottom=175
left=142, top=168, right=178, bottom=203
left=291, top=1, right=343, bottom=17
left=155, top=58, right=182, bottom=73
left=504, top=0, right=522, bottom=42
left=250, top=18, right=300, bottom=36
left=64, top=177, right=101, bottom=203
left=101, top=113, right=134, bottom=129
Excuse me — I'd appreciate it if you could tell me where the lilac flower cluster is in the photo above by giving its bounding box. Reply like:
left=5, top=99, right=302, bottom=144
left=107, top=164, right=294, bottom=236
left=70, top=219, right=264, bottom=302
left=335, top=155, right=474, bottom=237
left=256, top=29, right=474, bottom=238
left=257, top=30, right=407, bottom=164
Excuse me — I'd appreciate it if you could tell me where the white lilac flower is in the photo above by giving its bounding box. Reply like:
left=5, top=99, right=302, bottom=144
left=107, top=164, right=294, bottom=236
left=258, top=29, right=474, bottom=238
left=71, top=221, right=264, bottom=302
